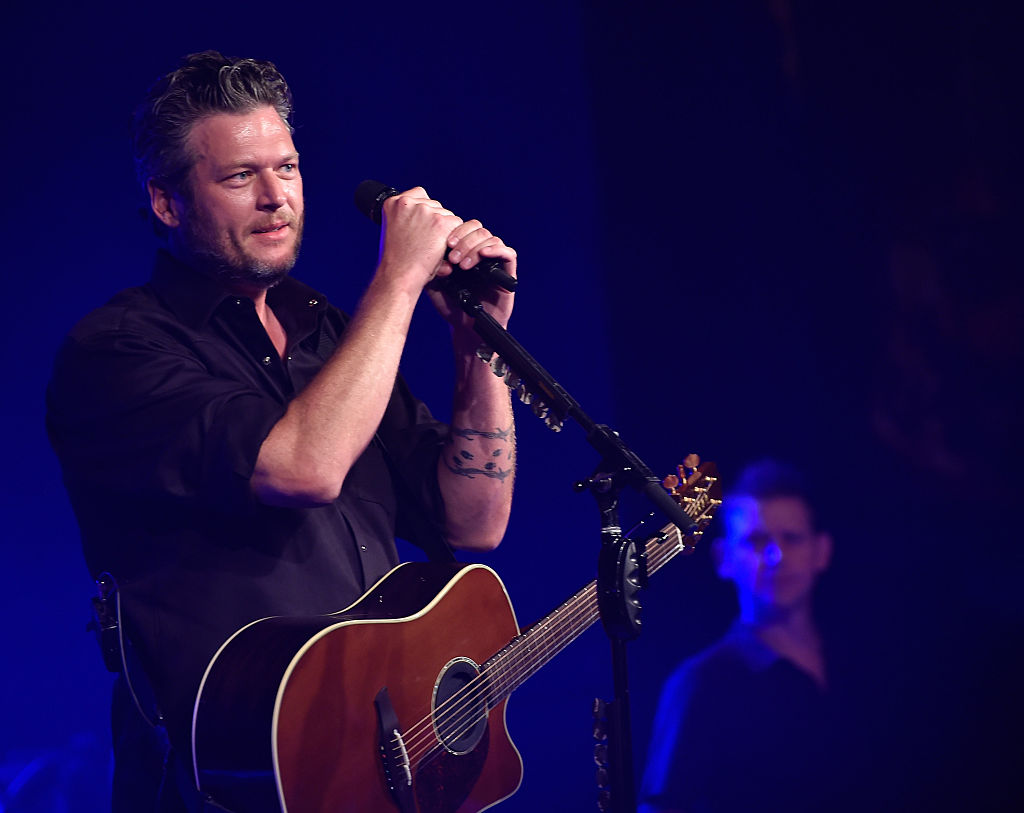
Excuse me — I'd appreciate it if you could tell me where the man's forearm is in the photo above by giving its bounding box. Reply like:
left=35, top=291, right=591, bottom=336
left=252, top=271, right=421, bottom=506
left=438, top=342, right=515, bottom=550
left=253, top=186, right=516, bottom=511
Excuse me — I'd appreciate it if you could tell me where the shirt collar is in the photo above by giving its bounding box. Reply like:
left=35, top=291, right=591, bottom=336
left=724, top=622, right=781, bottom=672
left=148, top=249, right=329, bottom=334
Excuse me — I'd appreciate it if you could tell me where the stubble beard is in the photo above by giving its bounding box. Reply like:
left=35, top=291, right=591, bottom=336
left=176, top=209, right=305, bottom=290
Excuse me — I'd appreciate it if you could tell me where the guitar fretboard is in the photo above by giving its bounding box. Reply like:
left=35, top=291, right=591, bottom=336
left=481, top=473, right=719, bottom=706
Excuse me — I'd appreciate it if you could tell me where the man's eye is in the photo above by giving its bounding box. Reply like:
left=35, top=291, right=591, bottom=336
left=229, top=171, right=252, bottom=181
left=281, top=163, right=296, bottom=173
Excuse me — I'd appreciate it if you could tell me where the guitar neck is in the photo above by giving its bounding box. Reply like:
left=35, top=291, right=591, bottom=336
left=482, top=521, right=701, bottom=706
left=480, top=463, right=720, bottom=706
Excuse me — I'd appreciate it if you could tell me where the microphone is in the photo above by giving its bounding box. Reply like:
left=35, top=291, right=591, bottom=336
left=353, top=180, right=518, bottom=293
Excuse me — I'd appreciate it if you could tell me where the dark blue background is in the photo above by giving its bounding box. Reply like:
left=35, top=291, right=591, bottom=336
left=3, top=1, right=1021, bottom=810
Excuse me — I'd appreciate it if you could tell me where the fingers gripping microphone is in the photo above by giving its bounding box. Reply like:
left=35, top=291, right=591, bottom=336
left=353, top=180, right=517, bottom=293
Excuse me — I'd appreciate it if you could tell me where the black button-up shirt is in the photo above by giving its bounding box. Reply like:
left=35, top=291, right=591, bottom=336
left=641, top=624, right=855, bottom=812
left=47, top=250, right=448, bottom=753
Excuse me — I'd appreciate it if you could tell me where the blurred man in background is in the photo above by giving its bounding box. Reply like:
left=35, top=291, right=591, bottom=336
left=639, top=460, right=851, bottom=813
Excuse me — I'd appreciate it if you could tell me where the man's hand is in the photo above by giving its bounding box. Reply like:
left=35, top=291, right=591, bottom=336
left=428, top=217, right=517, bottom=334
left=376, top=187, right=516, bottom=332
left=376, top=187, right=464, bottom=293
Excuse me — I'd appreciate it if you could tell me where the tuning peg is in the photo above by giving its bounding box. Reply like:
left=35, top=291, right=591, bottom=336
left=475, top=345, right=495, bottom=363
left=544, top=414, right=564, bottom=432
left=531, top=401, right=549, bottom=419
left=516, top=383, right=534, bottom=405
left=503, top=370, right=521, bottom=389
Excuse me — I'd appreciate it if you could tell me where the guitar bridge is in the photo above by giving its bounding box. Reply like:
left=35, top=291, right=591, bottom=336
left=374, top=687, right=415, bottom=813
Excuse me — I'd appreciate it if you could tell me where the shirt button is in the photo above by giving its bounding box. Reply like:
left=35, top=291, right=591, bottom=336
left=262, top=356, right=272, bottom=365
left=234, top=299, right=242, bottom=306
left=360, top=545, right=367, bottom=552
left=308, top=298, right=318, bottom=306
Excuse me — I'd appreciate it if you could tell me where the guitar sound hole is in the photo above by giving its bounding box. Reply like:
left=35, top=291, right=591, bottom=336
left=432, top=658, right=488, bottom=755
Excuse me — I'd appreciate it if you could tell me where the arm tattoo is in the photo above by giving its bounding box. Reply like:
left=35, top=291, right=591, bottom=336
left=451, top=425, right=513, bottom=442
left=444, top=423, right=515, bottom=481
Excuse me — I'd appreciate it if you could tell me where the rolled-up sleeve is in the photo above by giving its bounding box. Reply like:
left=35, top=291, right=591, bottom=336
left=47, top=310, right=284, bottom=515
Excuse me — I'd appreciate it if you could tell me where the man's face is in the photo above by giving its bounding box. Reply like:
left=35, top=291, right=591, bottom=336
left=164, top=105, right=304, bottom=288
left=716, top=496, right=831, bottom=613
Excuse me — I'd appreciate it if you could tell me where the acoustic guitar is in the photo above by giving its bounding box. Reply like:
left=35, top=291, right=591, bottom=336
left=192, top=460, right=721, bottom=812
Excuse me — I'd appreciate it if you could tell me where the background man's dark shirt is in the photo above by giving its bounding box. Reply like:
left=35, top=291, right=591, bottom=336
left=46, top=250, right=449, bottom=758
left=640, top=625, right=855, bottom=813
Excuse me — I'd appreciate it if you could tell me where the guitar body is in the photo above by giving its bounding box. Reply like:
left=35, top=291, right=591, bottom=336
left=194, top=464, right=722, bottom=812
left=193, top=562, right=524, bottom=813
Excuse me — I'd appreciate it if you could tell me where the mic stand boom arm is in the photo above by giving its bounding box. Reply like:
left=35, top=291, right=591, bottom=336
left=445, top=281, right=699, bottom=813
left=446, top=283, right=697, bottom=536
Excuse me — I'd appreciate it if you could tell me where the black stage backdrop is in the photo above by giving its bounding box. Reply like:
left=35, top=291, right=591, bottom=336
left=2, top=1, right=1020, bottom=810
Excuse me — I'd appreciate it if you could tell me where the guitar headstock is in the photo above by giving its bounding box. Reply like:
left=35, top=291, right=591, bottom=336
left=661, top=455, right=722, bottom=554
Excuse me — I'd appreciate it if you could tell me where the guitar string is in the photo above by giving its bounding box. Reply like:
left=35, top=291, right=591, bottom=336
left=402, top=524, right=699, bottom=769
left=398, top=523, right=682, bottom=760
left=398, top=548, right=622, bottom=763
left=395, top=481, right=718, bottom=764
left=397, top=514, right=706, bottom=766
left=404, top=588, right=605, bottom=767
left=398, top=515, right=705, bottom=766
left=402, top=523, right=695, bottom=768
left=396, top=491, right=716, bottom=767
left=398, top=576, right=602, bottom=763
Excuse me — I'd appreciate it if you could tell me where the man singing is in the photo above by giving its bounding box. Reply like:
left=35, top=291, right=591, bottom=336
left=47, top=50, right=516, bottom=810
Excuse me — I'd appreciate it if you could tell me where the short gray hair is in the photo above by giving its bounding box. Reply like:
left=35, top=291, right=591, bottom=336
left=131, top=50, right=294, bottom=194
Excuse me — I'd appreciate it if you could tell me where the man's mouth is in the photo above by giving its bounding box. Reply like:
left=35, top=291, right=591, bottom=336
left=253, top=223, right=288, bottom=234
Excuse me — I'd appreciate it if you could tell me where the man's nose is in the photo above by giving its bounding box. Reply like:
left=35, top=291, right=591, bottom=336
left=763, top=542, right=783, bottom=567
left=257, top=172, right=286, bottom=210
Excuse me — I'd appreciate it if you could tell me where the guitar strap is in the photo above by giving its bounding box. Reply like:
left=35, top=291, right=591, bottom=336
left=92, top=575, right=242, bottom=811
left=90, top=572, right=164, bottom=729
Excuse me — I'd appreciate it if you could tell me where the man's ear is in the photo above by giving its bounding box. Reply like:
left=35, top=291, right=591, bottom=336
left=147, top=179, right=182, bottom=229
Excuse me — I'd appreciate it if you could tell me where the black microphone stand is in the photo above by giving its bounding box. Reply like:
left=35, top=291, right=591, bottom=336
left=443, top=277, right=699, bottom=813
